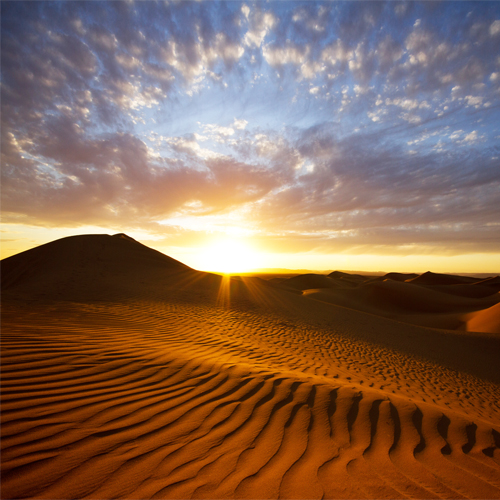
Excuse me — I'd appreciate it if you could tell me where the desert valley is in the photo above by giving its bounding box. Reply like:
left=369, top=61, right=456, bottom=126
left=1, top=233, right=500, bottom=499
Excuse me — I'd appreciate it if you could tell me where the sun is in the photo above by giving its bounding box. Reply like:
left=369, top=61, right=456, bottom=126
left=197, top=238, right=262, bottom=274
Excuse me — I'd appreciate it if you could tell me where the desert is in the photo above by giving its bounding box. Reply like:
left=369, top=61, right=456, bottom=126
left=1, top=233, right=500, bottom=499
left=3, top=1, right=500, bottom=498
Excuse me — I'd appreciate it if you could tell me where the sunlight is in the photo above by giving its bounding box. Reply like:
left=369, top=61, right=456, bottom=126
left=197, top=238, right=262, bottom=274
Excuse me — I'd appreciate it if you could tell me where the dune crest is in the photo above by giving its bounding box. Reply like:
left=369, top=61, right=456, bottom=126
left=2, top=235, right=500, bottom=499
left=466, top=302, right=500, bottom=334
left=274, top=268, right=500, bottom=333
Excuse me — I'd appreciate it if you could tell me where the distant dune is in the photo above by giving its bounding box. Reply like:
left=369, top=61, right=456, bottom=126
left=275, top=269, right=500, bottom=334
left=2, top=234, right=500, bottom=499
left=406, top=271, right=481, bottom=286
left=373, top=272, right=420, bottom=282
left=467, top=302, right=500, bottom=335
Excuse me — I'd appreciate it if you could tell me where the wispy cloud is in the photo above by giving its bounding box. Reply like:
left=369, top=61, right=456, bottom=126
left=1, top=1, right=499, bottom=256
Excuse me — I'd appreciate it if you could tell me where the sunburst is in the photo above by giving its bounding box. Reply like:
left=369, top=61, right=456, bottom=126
left=197, top=238, right=262, bottom=274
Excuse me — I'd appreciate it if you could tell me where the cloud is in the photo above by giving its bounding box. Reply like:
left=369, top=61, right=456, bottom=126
left=233, top=118, right=249, bottom=130
left=243, top=7, right=276, bottom=47
left=1, top=134, right=277, bottom=226
left=244, top=123, right=500, bottom=253
left=263, top=41, right=308, bottom=68
left=490, top=20, right=500, bottom=36
left=321, top=39, right=352, bottom=74
left=161, top=32, right=244, bottom=83
left=2, top=1, right=500, bottom=257
left=164, top=135, right=218, bottom=160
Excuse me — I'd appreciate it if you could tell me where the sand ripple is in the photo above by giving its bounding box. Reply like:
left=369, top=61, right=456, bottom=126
left=2, top=300, right=500, bottom=499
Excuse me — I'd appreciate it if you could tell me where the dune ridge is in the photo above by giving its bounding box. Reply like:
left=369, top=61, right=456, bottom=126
left=2, top=234, right=500, bottom=499
left=274, top=269, right=500, bottom=334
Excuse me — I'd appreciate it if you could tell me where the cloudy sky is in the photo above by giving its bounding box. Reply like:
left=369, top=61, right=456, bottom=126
left=2, top=1, right=500, bottom=273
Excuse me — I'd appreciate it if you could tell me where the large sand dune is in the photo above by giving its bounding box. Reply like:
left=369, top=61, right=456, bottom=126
left=277, top=269, right=500, bottom=333
left=2, top=234, right=500, bottom=499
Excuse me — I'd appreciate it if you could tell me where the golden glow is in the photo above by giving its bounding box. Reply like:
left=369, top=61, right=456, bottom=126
left=195, top=238, right=263, bottom=274
left=2, top=224, right=499, bottom=275
left=216, top=274, right=232, bottom=308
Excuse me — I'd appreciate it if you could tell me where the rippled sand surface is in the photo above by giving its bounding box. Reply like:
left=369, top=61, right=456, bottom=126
left=2, top=234, right=500, bottom=499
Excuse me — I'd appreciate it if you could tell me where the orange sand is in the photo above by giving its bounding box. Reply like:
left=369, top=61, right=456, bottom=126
left=2, top=234, right=500, bottom=499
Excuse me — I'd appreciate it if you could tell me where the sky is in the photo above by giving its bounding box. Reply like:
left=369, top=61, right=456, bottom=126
left=1, top=1, right=500, bottom=274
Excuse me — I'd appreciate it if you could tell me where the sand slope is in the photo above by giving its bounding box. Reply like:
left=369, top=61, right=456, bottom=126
left=466, top=302, right=500, bottom=334
left=406, top=271, right=480, bottom=286
left=278, top=269, right=500, bottom=333
left=2, top=234, right=500, bottom=499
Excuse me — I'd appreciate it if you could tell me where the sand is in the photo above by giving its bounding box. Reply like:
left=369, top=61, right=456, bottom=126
left=2, top=234, right=500, bottom=499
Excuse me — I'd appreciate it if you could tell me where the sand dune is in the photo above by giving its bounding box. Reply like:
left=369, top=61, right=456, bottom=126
left=2, top=234, right=500, bottom=499
left=370, top=272, right=420, bottom=283
left=329, top=271, right=368, bottom=286
left=279, top=274, right=344, bottom=291
left=305, top=279, right=498, bottom=314
left=475, top=276, right=500, bottom=289
left=421, top=283, right=499, bottom=299
left=466, top=302, right=500, bottom=334
left=406, top=271, right=480, bottom=286
left=279, top=269, right=500, bottom=333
